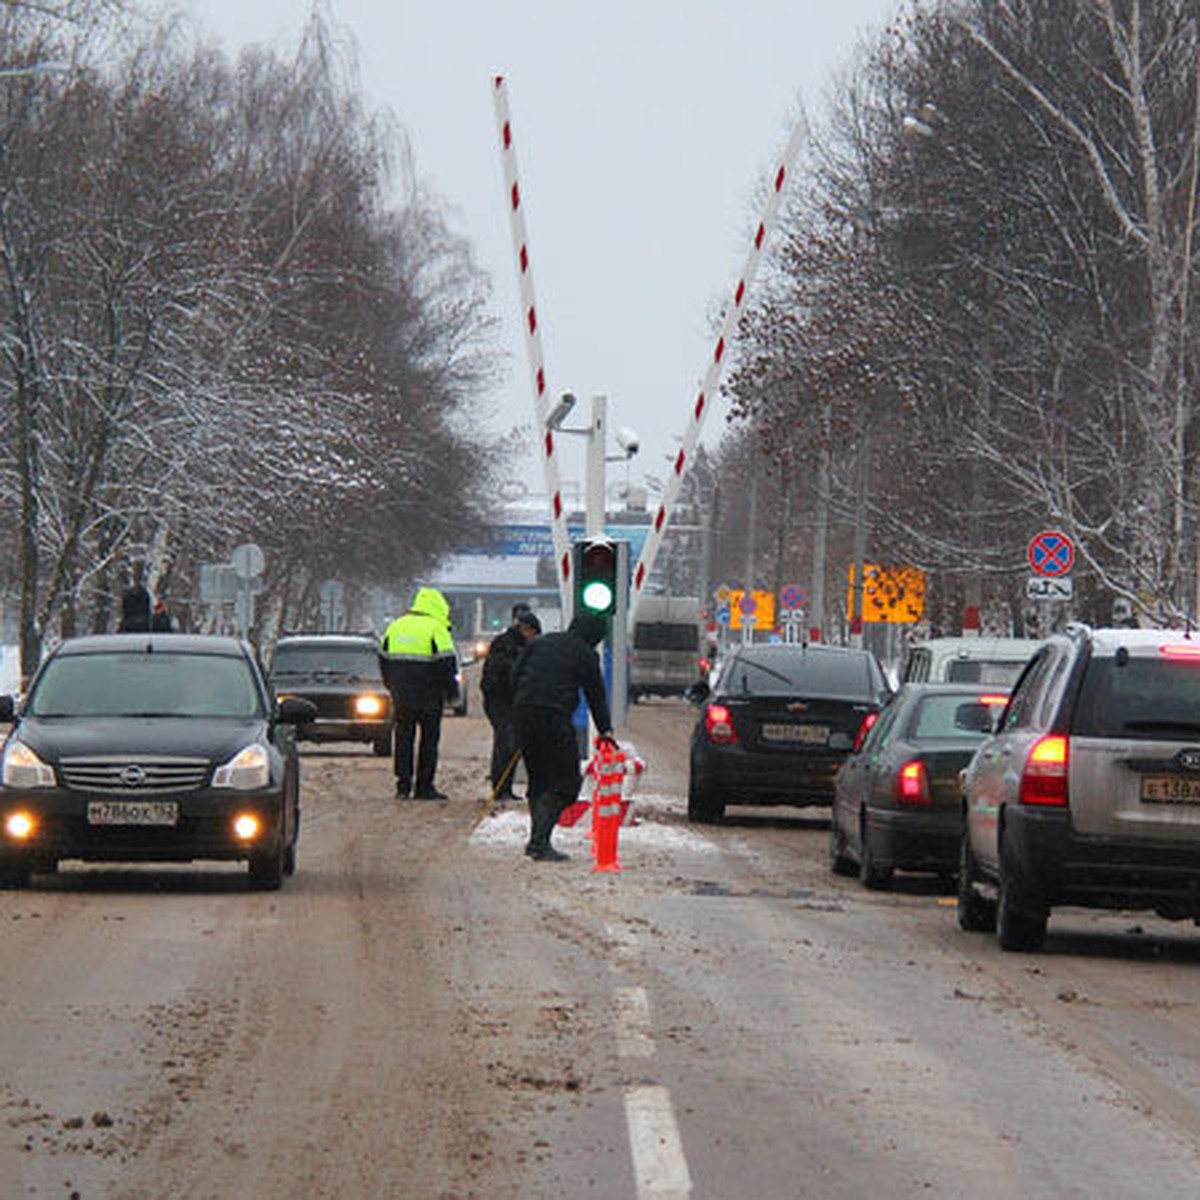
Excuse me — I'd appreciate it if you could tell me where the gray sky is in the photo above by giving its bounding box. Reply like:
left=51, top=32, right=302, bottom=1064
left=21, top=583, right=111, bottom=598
left=172, top=0, right=898, bottom=504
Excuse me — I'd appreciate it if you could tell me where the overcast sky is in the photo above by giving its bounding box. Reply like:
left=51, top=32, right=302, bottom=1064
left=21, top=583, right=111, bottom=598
left=170, top=0, right=899, bottom=506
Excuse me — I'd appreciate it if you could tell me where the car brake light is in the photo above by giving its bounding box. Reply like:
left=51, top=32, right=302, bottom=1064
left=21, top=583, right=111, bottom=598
left=1019, top=734, right=1069, bottom=806
left=1160, top=643, right=1200, bottom=660
left=979, top=694, right=1009, bottom=706
left=853, top=712, right=878, bottom=751
left=896, top=760, right=933, bottom=807
left=704, top=703, right=738, bottom=745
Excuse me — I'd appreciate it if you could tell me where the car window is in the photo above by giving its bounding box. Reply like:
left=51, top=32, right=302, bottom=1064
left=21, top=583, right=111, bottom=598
left=29, top=653, right=263, bottom=718
left=634, top=623, right=700, bottom=651
left=945, top=658, right=1030, bottom=686
left=903, top=648, right=930, bottom=682
left=910, top=693, right=995, bottom=741
left=722, top=651, right=875, bottom=699
left=1002, top=649, right=1056, bottom=732
left=1072, top=654, right=1200, bottom=738
left=271, top=644, right=380, bottom=678
left=862, top=702, right=902, bottom=751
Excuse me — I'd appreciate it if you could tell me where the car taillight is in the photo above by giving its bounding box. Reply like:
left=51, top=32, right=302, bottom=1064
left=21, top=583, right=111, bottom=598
left=1160, top=643, right=1200, bottom=660
left=896, top=759, right=933, bottom=807
left=1019, top=734, right=1069, bottom=806
left=853, top=712, right=878, bottom=751
left=704, top=703, right=738, bottom=745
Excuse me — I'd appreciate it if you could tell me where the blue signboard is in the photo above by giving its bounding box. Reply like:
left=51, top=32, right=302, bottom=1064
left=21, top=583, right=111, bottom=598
left=467, top=523, right=649, bottom=561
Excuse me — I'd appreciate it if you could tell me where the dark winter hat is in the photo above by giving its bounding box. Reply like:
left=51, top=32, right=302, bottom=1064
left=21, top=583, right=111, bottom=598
left=511, top=602, right=533, bottom=620
left=516, top=611, right=542, bottom=635
left=569, top=612, right=607, bottom=647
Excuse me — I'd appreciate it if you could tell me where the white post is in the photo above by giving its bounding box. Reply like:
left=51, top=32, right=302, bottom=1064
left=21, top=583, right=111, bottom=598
left=586, top=394, right=607, bottom=536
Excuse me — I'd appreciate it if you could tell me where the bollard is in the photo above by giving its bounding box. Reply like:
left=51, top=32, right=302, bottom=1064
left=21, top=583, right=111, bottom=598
left=591, top=737, right=625, bottom=872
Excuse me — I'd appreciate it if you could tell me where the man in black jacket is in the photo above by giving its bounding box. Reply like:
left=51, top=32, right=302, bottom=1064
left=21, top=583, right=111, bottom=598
left=481, top=604, right=541, bottom=800
left=511, top=612, right=616, bottom=862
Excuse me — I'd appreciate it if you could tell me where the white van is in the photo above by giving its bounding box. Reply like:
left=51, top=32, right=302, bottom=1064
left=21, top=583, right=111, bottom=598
left=901, top=636, right=1042, bottom=688
left=630, top=596, right=702, bottom=700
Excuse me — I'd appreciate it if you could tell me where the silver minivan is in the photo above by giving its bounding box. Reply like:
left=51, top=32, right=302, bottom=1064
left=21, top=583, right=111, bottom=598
left=959, top=625, right=1200, bottom=950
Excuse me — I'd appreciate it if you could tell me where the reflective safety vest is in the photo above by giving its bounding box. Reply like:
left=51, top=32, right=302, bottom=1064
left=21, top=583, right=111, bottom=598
left=379, top=588, right=456, bottom=707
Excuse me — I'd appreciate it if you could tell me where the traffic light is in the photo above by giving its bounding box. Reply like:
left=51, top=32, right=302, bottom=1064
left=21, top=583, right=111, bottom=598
left=573, top=537, right=620, bottom=617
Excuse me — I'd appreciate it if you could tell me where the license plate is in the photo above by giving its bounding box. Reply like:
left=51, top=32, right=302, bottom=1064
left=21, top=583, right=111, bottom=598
left=87, top=801, right=179, bottom=826
left=761, top=723, right=829, bottom=745
left=1140, top=776, right=1200, bottom=804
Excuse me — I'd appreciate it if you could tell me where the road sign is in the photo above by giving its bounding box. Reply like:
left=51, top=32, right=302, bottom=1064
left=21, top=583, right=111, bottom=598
left=715, top=603, right=731, bottom=627
left=232, top=542, right=265, bottom=579
left=729, top=589, right=775, bottom=631
left=779, top=584, right=806, bottom=611
left=780, top=607, right=806, bottom=624
left=1027, top=575, right=1074, bottom=601
left=1028, top=530, right=1074, bottom=577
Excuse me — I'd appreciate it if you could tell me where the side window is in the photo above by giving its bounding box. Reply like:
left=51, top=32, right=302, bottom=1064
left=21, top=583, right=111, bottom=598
left=1003, top=650, right=1056, bottom=731
left=862, top=703, right=902, bottom=752
left=904, top=650, right=929, bottom=683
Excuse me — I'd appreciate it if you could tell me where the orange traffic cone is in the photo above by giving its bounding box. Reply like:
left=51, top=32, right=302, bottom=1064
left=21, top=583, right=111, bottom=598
left=591, top=739, right=625, bottom=873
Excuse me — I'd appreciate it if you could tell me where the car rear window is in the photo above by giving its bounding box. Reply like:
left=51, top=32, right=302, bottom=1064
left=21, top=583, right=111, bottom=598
left=30, top=653, right=263, bottom=718
left=633, top=623, right=699, bottom=652
left=271, top=643, right=380, bottom=677
left=1072, top=655, right=1200, bottom=739
left=945, top=659, right=1029, bottom=686
left=722, top=650, right=874, bottom=699
left=910, top=694, right=996, bottom=740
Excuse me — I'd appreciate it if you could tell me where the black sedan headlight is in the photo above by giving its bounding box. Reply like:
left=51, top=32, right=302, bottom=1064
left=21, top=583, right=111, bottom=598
left=2, top=740, right=56, bottom=788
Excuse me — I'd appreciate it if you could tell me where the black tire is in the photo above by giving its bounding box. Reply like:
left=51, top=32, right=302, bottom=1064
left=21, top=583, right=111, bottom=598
left=283, top=841, right=297, bottom=877
left=372, top=730, right=392, bottom=757
left=0, top=855, right=30, bottom=889
left=248, top=839, right=285, bottom=891
left=858, top=817, right=893, bottom=889
left=829, top=820, right=855, bottom=877
left=687, top=777, right=725, bottom=823
left=996, top=850, right=1047, bottom=952
left=956, top=835, right=996, bottom=932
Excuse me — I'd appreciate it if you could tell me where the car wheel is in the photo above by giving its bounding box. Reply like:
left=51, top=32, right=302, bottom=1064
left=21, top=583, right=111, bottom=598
left=996, top=851, right=1047, bottom=952
left=372, top=730, right=392, bottom=757
left=0, top=854, right=30, bottom=889
left=687, top=777, right=725, bottom=823
left=248, top=839, right=285, bottom=891
left=858, top=817, right=893, bottom=889
left=829, top=820, right=855, bottom=877
left=956, top=834, right=996, bottom=932
left=283, top=841, right=297, bottom=877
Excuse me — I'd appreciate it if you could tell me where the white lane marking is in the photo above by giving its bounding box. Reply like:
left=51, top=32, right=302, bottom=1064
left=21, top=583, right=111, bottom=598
left=605, top=921, right=642, bottom=964
left=625, top=1085, right=693, bottom=1199
left=614, top=986, right=655, bottom=1059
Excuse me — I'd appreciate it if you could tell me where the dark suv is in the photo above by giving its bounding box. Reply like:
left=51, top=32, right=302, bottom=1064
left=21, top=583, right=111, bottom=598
left=959, top=624, right=1200, bottom=951
left=269, top=634, right=393, bottom=756
left=687, top=642, right=891, bottom=822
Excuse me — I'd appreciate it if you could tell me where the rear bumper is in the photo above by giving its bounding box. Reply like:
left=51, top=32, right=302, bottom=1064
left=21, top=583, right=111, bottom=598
left=866, top=807, right=960, bottom=873
left=1004, top=806, right=1200, bottom=914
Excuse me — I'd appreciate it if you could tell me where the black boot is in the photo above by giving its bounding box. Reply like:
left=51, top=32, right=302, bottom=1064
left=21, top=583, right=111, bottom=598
left=525, top=797, right=569, bottom=862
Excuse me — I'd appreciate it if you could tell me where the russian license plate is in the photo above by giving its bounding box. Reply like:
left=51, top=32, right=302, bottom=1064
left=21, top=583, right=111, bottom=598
left=761, top=723, right=829, bottom=745
left=1140, top=776, right=1200, bottom=804
left=87, top=801, right=179, bottom=826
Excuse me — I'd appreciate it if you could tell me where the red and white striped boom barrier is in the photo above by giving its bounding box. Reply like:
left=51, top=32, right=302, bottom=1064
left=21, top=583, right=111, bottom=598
left=628, top=117, right=808, bottom=620
left=493, top=75, right=573, bottom=610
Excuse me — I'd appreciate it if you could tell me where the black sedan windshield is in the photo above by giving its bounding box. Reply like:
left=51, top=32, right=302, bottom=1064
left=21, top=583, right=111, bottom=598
left=28, top=652, right=264, bottom=718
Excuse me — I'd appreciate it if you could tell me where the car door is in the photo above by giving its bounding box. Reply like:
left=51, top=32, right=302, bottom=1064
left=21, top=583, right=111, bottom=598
left=836, top=699, right=903, bottom=852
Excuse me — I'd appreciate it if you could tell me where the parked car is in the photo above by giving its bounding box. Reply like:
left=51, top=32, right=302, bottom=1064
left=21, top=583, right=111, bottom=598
left=901, top=636, right=1042, bottom=687
left=269, top=633, right=394, bottom=755
left=830, top=683, right=1009, bottom=889
left=0, top=633, right=315, bottom=889
left=959, top=624, right=1200, bottom=951
left=686, top=642, right=892, bottom=822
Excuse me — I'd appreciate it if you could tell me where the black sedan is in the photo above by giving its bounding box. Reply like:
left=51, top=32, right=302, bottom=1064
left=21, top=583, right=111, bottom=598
left=687, top=642, right=892, bottom=822
left=830, top=682, right=1008, bottom=889
left=0, top=634, right=316, bottom=889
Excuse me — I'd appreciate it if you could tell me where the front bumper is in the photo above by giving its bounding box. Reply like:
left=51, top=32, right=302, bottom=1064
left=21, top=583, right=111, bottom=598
left=296, top=717, right=391, bottom=745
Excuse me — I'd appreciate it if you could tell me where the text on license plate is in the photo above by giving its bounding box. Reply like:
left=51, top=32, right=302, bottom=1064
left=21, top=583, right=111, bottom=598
left=1140, top=776, right=1200, bottom=804
left=761, top=723, right=829, bottom=745
left=87, top=801, right=179, bottom=826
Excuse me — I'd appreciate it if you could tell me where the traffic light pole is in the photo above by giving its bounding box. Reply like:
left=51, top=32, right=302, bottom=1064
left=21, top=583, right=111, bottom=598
left=610, top=539, right=629, bottom=730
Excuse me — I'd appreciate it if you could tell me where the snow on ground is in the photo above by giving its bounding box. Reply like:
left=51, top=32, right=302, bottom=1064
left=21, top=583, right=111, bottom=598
left=469, top=792, right=718, bottom=855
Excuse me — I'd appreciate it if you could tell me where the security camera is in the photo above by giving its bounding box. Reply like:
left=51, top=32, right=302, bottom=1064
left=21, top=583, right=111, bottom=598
left=615, top=427, right=640, bottom=456
left=545, top=391, right=577, bottom=430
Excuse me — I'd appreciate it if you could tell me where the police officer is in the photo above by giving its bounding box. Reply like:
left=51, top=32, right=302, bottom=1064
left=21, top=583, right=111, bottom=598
left=481, top=604, right=541, bottom=800
left=511, top=611, right=616, bottom=861
left=379, top=587, right=458, bottom=799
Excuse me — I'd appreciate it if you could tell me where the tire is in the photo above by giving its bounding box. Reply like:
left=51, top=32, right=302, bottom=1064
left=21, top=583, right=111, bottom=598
left=996, top=848, right=1047, bottom=952
left=858, top=817, right=893, bottom=889
left=956, top=835, right=996, bottom=933
left=687, top=777, right=725, bottom=823
left=283, top=841, right=297, bottom=877
left=248, top=838, right=285, bottom=891
left=830, top=820, right=855, bottom=877
left=0, top=855, right=30, bottom=889
left=372, top=730, right=392, bottom=757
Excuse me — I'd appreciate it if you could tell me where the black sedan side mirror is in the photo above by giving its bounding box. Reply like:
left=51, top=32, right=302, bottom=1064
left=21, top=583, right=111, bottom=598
left=276, top=696, right=318, bottom=725
left=685, top=680, right=710, bottom=705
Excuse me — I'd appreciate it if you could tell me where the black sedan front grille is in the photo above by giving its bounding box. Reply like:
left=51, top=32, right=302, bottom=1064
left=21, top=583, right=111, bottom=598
left=59, top=755, right=211, bottom=795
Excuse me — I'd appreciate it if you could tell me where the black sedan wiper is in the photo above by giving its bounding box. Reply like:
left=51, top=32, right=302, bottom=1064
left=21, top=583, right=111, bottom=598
left=737, top=659, right=795, bottom=687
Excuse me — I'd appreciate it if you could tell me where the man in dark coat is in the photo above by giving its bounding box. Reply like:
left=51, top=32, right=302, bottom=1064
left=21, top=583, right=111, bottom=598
left=511, top=611, right=616, bottom=861
left=119, top=582, right=152, bottom=632
left=481, top=604, right=541, bottom=800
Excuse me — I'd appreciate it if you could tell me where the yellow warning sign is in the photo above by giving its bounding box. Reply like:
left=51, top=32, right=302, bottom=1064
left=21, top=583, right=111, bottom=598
left=847, top=563, right=925, bottom=624
left=729, top=589, right=776, bottom=631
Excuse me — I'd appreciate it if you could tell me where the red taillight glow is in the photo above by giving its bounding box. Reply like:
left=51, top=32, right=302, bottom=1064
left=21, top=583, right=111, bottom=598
left=1019, top=734, right=1069, bottom=806
left=979, top=694, right=1009, bottom=706
left=896, top=760, right=933, bottom=807
left=854, top=711, right=879, bottom=751
left=1160, top=643, right=1200, bottom=660
left=704, top=703, right=738, bottom=745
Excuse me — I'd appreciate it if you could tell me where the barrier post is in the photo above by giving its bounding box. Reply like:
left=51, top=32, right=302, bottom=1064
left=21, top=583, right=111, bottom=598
left=591, top=738, right=625, bottom=872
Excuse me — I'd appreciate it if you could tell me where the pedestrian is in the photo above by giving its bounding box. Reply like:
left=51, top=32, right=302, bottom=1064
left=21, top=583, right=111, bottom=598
left=511, top=611, right=617, bottom=861
left=151, top=599, right=175, bottom=632
left=481, top=604, right=542, bottom=800
left=118, top=576, right=152, bottom=632
left=379, top=586, right=458, bottom=800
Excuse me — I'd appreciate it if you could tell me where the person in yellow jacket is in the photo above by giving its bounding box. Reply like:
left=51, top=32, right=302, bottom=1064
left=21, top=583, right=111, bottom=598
left=379, top=587, right=458, bottom=799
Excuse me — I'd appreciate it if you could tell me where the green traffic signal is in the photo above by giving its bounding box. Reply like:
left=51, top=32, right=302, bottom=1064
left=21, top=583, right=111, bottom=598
left=575, top=539, right=618, bottom=617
